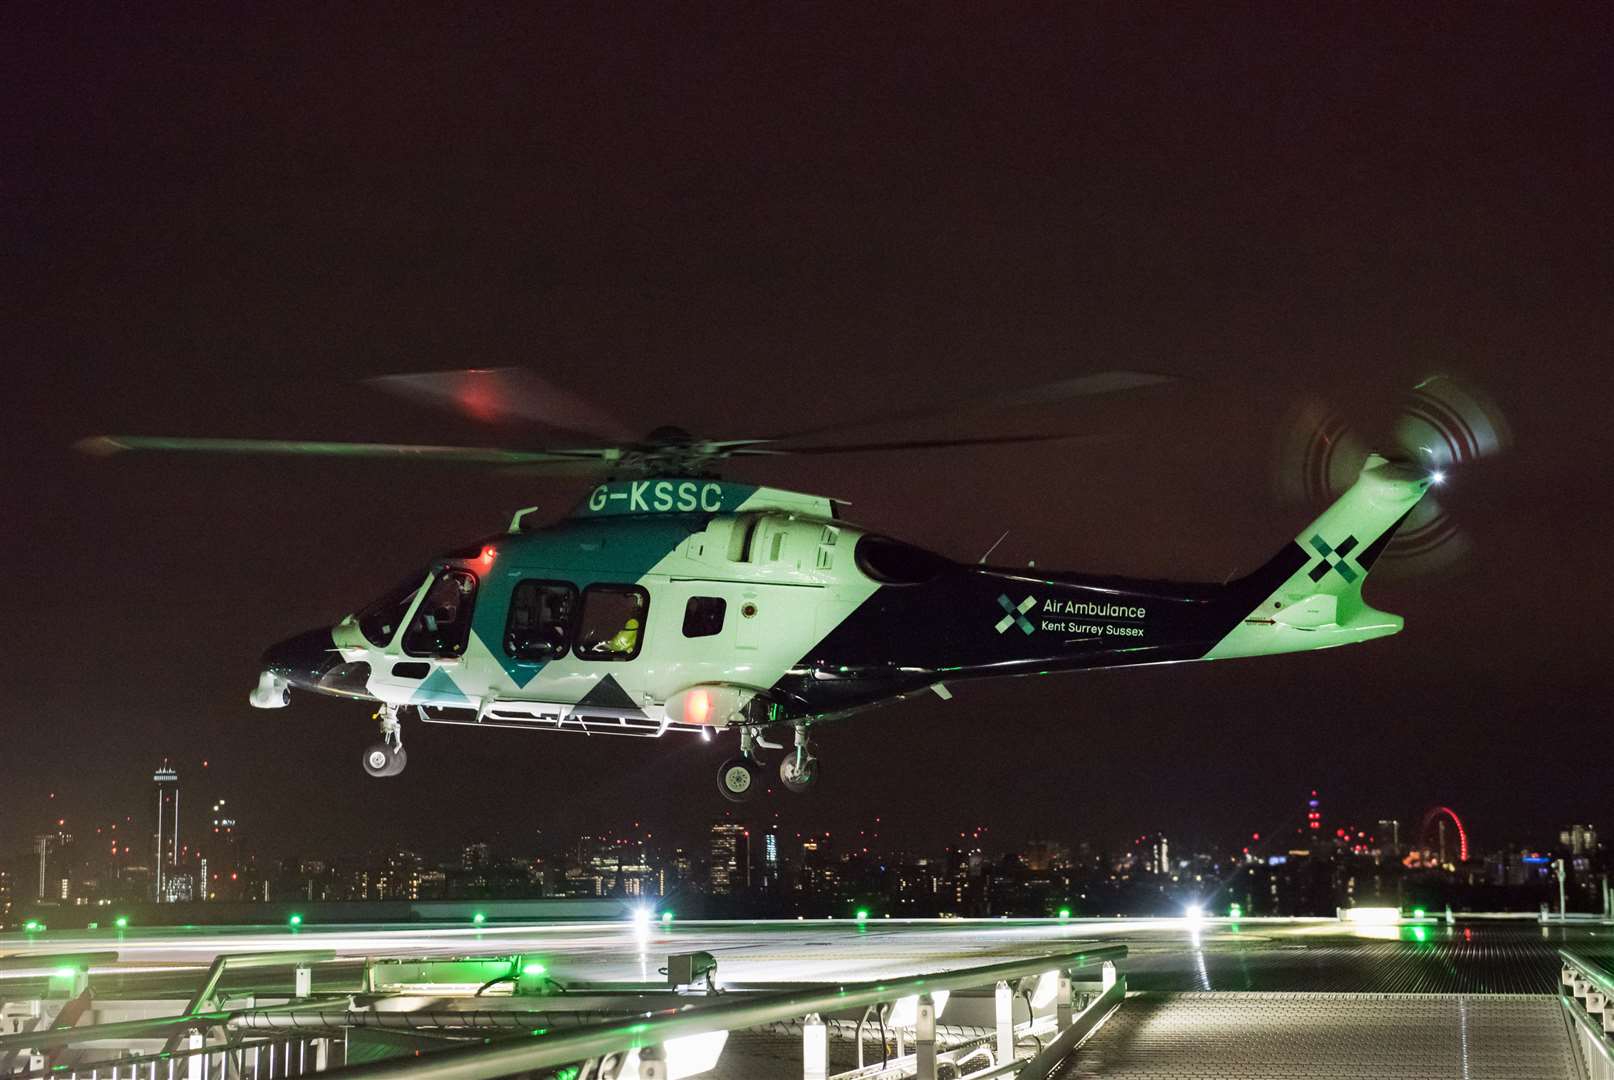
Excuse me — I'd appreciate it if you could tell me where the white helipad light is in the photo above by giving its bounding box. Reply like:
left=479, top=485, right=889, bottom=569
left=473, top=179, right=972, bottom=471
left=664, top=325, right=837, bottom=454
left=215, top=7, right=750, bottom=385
left=1184, top=903, right=1204, bottom=929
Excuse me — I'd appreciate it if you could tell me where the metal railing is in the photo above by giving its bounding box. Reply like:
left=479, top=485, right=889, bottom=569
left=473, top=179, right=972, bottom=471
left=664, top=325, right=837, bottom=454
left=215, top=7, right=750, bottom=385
left=0, top=951, right=343, bottom=1080
left=312, top=944, right=1128, bottom=1080
left=1560, top=949, right=1614, bottom=1080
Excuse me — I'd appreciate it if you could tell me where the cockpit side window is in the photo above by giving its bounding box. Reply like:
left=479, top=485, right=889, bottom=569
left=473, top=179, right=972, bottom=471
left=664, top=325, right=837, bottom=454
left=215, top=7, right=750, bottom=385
left=574, top=584, right=650, bottom=661
left=505, top=580, right=578, bottom=662
left=358, top=572, right=429, bottom=647
left=402, top=569, right=478, bottom=658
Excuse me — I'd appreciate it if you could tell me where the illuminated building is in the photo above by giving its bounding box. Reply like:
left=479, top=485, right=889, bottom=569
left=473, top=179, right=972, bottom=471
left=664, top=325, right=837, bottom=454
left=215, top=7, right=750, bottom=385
left=1560, top=824, right=1597, bottom=856
left=204, top=800, right=240, bottom=901
left=152, top=763, right=181, bottom=902
left=710, top=823, right=749, bottom=895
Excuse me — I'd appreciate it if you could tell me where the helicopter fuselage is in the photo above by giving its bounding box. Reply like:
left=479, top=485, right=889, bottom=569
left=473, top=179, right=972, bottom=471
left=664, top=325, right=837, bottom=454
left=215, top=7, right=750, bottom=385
left=258, top=473, right=1419, bottom=739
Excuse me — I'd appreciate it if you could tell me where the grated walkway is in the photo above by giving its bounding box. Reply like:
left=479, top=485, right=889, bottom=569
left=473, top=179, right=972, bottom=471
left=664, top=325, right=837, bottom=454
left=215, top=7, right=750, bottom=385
left=1060, top=992, right=1581, bottom=1080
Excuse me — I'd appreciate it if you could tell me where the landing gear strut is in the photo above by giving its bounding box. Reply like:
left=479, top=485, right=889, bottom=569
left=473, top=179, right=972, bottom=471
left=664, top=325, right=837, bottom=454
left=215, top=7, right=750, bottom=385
left=779, top=723, right=819, bottom=793
left=717, top=722, right=819, bottom=800
left=717, top=726, right=764, bottom=802
left=363, top=704, right=408, bottom=778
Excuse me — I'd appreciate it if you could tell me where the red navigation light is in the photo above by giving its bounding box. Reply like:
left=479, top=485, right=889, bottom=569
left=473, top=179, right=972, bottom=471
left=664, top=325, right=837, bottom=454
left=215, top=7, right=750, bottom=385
left=479, top=546, right=496, bottom=567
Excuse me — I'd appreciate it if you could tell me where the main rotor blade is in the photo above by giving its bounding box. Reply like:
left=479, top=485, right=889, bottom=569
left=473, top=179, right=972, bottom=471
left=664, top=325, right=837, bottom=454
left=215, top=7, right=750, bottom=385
left=77, top=435, right=614, bottom=466
left=769, top=370, right=1177, bottom=444
left=366, top=367, right=637, bottom=442
left=742, top=431, right=1114, bottom=456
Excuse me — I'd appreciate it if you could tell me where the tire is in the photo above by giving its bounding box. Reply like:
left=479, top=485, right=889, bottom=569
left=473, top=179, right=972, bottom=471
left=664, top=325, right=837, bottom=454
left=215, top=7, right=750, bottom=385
left=779, top=752, right=819, bottom=794
left=363, top=743, right=404, bottom=778
left=718, top=757, right=760, bottom=802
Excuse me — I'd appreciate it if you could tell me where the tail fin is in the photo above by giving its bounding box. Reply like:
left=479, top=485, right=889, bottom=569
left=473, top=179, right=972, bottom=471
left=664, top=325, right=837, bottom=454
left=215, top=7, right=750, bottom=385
left=1207, top=455, right=1434, bottom=659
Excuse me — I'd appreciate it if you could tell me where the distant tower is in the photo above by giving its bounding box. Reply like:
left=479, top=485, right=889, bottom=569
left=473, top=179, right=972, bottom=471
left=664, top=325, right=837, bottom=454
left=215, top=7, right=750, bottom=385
left=709, top=823, right=748, bottom=896
left=1307, top=790, right=1321, bottom=834
left=153, top=762, right=179, bottom=901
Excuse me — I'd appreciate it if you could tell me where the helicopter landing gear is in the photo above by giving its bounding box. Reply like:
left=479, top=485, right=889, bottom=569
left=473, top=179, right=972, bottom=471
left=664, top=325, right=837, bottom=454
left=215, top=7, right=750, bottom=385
left=717, top=725, right=764, bottom=802
left=779, top=724, right=818, bottom=794
left=717, top=756, right=761, bottom=802
left=363, top=705, right=408, bottom=778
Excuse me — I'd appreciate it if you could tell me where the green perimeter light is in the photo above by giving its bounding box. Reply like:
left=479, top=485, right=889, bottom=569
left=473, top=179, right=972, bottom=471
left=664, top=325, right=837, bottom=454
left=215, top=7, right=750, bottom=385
left=288, top=914, right=303, bottom=928
left=854, top=908, right=869, bottom=922
left=522, top=962, right=547, bottom=977
left=660, top=911, right=674, bottom=924
left=1229, top=903, right=1243, bottom=919
left=1412, top=907, right=1427, bottom=920
left=1057, top=907, right=1071, bottom=920
left=115, top=917, right=129, bottom=929
left=473, top=912, right=486, bottom=926
left=24, top=921, right=41, bottom=932
left=53, top=967, right=77, bottom=978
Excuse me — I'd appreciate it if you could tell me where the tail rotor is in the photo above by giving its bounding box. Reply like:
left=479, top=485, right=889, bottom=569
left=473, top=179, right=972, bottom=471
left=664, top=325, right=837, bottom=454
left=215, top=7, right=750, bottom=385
left=1275, top=376, right=1511, bottom=577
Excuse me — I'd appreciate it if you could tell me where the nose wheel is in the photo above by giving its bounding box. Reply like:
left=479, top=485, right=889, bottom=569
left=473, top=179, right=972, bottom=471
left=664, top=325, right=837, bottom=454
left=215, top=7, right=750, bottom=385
left=364, top=705, right=408, bottom=778
left=363, top=742, right=407, bottom=777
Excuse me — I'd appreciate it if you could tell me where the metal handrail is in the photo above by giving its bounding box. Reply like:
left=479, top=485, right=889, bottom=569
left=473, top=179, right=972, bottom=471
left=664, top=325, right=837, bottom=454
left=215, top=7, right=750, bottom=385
left=317, top=944, right=1127, bottom=1080
left=0, top=952, right=120, bottom=973
left=1561, top=948, right=1614, bottom=997
left=1561, top=996, right=1614, bottom=1068
left=0, top=998, right=349, bottom=1055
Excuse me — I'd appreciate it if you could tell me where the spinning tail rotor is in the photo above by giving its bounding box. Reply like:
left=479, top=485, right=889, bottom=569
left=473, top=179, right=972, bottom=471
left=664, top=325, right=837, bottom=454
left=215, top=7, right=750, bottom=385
left=1275, top=376, right=1511, bottom=576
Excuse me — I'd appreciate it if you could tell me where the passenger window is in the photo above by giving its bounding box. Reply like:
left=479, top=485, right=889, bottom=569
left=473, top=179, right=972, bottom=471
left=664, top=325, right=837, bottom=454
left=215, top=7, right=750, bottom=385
left=402, top=570, right=478, bottom=657
left=505, top=580, right=578, bottom=661
left=574, top=584, right=650, bottom=661
left=682, top=596, right=726, bottom=638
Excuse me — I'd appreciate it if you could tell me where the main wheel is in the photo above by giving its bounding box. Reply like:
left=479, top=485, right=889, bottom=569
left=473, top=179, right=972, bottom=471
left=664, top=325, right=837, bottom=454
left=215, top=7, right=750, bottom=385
left=718, top=756, right=761, bottom=802
left=363, top=743, right=405, bottom=778
left=779, top=751, right=819, bottom=794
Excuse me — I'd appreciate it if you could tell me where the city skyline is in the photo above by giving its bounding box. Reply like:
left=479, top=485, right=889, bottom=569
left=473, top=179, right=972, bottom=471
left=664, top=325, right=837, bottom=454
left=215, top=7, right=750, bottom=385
left=5, top=763, right=1602, bottom=930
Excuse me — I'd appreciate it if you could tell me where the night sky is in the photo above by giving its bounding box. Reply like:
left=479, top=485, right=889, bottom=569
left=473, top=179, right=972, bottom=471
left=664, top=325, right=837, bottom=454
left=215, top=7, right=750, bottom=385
left=5, top=7, right=1609, bottom=863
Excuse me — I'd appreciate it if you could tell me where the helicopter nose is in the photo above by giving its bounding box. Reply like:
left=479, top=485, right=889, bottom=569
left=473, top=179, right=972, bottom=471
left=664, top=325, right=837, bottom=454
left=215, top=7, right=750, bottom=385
left=261, top=627, right=340, bottom=687
left=261, top=626, right=374, bottom=699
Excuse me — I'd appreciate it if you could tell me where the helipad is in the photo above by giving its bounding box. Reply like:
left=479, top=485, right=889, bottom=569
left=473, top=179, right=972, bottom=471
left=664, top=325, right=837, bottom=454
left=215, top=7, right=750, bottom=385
left=2, top=917, right=1610, bottom=1079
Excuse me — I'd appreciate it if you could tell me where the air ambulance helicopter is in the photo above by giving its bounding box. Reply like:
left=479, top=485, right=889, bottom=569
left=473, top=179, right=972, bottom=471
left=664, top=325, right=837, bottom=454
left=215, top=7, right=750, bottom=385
left=80, top=368, right=1507, bottom=802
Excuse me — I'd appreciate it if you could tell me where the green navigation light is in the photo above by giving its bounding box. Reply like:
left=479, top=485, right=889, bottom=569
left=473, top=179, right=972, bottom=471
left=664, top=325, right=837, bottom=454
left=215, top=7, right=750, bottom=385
left=53, top=967, right=77, bottom=978
left=288, top=914, right=303, bottom=928
left=115, top=916, right=129, bottom=929
left=522, top=962, right=547, bottom=977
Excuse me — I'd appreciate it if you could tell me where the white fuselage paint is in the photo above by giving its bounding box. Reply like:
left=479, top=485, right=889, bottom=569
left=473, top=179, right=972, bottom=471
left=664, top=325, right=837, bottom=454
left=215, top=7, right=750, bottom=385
left=332, top=493, right=879, bottom=726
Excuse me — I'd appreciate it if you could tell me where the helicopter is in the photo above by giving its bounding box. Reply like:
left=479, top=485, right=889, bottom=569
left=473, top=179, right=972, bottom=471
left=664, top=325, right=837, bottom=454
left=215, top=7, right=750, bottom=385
left=80, top=368, right=1505, bottom=802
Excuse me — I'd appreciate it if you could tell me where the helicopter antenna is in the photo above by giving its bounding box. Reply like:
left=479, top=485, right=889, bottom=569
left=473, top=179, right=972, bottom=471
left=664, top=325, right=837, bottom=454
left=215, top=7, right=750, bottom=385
left=978, top=530, right=1011, bottom=564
